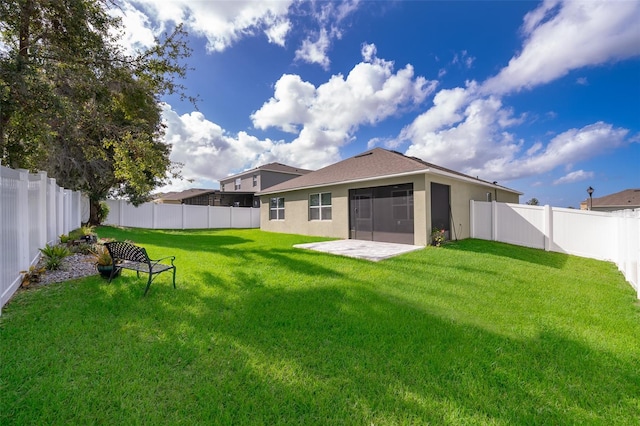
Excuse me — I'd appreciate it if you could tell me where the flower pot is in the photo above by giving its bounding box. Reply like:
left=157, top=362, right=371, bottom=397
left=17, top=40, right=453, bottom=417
left=96, top=264, right=120, bottom=278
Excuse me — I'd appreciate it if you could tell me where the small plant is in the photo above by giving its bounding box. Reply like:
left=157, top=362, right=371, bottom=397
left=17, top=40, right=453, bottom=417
left=59, top=234, right=71, bottom=244
left=96, top=201, right=110, bottom=225
left=21, top=265, right=46, bottom=287
left=80, top=225, right=96, bottom=236
left=69, top=242, right=93, bottom=255
left=431, top=227, right=446, bottom=247
left=92, top=245, right=113, bottom=266
left=40, top=244, right=71, bottom=259
left=39, top=244, right=71, bottom=270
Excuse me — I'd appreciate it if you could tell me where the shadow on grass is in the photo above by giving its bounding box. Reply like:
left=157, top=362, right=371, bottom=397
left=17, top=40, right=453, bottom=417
left=3, top=230, right=638, bottom=424
left=444, top=238, right=570, bottom=269
left=97, top=226, right=254, bottom=252
left=97, top=278, right=639, bottom=424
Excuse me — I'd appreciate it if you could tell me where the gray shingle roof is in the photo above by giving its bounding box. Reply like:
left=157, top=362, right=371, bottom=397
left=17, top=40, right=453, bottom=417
left=221, top=162, right=312, bottom=181
left=155, top=188, right=216, bottom=202
left=587, top=189, right=640, bottom=208
left=259, top=148, right=520, bottom=195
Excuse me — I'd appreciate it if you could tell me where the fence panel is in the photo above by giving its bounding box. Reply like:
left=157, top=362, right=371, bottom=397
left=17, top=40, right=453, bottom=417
left=552, top=208, right=616, bottom=260
left=496, top=203, right=545, bottom=250
left=470, top=200, right=640, bottom=298
left=105, top=200, right=260, bottom=230
left=184, top=205, right=208, bottom=229
left=1, top=165, right=83, bottom=313
left=470, top=200, right=492, bottom=240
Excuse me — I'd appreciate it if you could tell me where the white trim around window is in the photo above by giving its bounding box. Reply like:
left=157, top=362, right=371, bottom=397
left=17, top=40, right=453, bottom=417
left=309, top=192, right=332, bottom=220
left=269, top=197, right=285, bottom=220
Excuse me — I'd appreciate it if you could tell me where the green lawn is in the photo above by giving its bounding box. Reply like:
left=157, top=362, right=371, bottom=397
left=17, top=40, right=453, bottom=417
left=1, top=227, right=639, bottom=425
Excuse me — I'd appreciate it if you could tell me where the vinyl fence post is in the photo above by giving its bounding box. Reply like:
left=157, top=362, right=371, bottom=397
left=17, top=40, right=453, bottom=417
left=37, top=171, right=48, bottom=248
left=182, top=204, right=186, bottom=229
left=17, top=169, right=30, bottom=272
left=543, top=205, right=553, bottom=252
left=491, top=200, right=498, bottom=241
left=152, top=202, right=157, bottom=229
left=470, top=200, right=475, bottom=238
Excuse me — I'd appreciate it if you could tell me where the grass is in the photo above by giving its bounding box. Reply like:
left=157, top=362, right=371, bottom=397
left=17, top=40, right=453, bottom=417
left=1, top=227, right=639, bottom=425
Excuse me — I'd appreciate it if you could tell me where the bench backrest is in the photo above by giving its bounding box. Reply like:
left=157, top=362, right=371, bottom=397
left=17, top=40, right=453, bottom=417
left=105, top=242, right=150, bottom=264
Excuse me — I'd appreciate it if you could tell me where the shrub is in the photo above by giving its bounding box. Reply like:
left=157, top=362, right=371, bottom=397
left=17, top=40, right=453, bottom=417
left=96, top=201, right=110, bottom=225
left=69, top=243, right=93, bottom=255
left=21, top=265, right=46, bottom=287
left=431, top=227, right=446, bottom=247
left=39, top=244, right=72, bottom=271
left=92, top=245, right=113, bottom=266
left=44, top=256, right=64, bottom=271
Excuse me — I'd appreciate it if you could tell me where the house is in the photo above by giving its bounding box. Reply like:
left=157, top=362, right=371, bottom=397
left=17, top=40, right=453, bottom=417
left=219, top=162, right=312, bottom=207
left=154, top=189, right=218, bottom=205
left=580, top=188, right=640, bottom=212
left=258, top=148, right=521, bottom=246
left=219, top=162, right=312, bottom=208
left=153, top=188, right=255, bottom=208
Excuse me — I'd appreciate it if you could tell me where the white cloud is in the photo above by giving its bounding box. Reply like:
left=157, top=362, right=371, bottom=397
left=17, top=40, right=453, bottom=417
left=115, top=0, right=294, bottom=53
left=400, top=0, right=637, bottom=184
left=293, top=0, right=361, bottom=68
left=553, top=170, right=594, bottom=185
left=482, top=0, right=640, bottom=95
left=159, top=104, right=280, bottom=190
left=576, top=77, right=588, bottom=86
left=295, top=28, right=332, bottom=69
left=465, top=122, right=628, bottom=181
left=252, top=44, right=437, bottom=168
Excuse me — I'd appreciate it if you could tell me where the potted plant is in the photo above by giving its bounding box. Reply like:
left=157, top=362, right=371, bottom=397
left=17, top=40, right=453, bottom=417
left=92, top=245, right=120, bottom=278
left=431, top=227, right=446, bottom=247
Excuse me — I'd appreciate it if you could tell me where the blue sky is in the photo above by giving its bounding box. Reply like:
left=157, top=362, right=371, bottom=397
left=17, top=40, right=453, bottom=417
left=113, top=0, right=640, bottom=208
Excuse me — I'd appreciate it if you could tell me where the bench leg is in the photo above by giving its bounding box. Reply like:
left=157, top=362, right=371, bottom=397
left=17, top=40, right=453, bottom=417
left=172, top=267, right=176, bottom=289
left=143, top=274, right=153, bottom=296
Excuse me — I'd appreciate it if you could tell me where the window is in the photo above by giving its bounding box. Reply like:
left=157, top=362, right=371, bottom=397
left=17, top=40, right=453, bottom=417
left=392, top=190, right=414, bottom=220
left=309, top=192, right=332, bottom=220
left=252, top=175, right=258, bottom=187
left=235, top=178, right=242, bottom=190
left=221, top=183, right=225, bottom=192
left=269, top=197, right=285, bottom=220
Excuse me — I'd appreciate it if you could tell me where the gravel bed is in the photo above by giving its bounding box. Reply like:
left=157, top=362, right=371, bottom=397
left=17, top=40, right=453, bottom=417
left=35, top=253, right=99, bottom=286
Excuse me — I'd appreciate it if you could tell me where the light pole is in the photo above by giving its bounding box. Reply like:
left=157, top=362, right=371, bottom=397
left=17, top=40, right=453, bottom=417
left=587, top=186, right=594, bottom=211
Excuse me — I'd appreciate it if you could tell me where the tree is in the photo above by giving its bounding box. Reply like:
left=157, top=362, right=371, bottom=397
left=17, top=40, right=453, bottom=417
left=526, top=198, right=539, bottom=206
left=0, top=0, right=192, bottom=224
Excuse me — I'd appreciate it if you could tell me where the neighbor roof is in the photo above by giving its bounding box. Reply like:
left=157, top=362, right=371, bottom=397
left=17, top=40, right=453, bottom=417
left=259, top=148, right=521, bottom=195
left=585, top=188, right=640, bottom=208
left=155, top=188, right=216, bottom=202
left=221, top=162, right=312, bottom=181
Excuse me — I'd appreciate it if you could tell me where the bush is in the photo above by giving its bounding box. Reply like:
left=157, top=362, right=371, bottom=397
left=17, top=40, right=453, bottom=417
left=39, top=244, right=72, bottom=271
left=69, top=243, right=94, bottom=255
left=96, top=201, right=110, bottom=225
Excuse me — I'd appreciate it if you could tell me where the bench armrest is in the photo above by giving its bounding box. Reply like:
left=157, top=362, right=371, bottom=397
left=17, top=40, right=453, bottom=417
left=150, top=256, right=175, bottom=266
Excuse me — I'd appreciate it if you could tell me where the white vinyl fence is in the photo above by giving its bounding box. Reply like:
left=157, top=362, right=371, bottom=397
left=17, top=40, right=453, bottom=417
left=104, top=199, right=260, bottom=229
left=1, top=165, right=86, bottom=312
left=471, top=200, right=640, bottom=298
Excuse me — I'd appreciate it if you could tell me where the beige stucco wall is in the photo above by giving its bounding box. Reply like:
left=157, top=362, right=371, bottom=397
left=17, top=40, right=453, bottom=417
left=260, top=172, right=519, bottom=246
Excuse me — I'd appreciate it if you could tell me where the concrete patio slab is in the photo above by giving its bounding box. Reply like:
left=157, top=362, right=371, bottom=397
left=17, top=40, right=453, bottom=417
left=293, top=239, right=423, bottom=262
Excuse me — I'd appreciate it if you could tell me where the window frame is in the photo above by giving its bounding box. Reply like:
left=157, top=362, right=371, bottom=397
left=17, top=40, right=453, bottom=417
left=309, top=192, right=332, bottom=221
left=269, top=197, right=285, bottom=220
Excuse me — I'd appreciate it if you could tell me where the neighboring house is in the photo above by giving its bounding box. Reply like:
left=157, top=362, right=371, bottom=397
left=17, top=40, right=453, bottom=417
left=580, top=188, right=640, bottom=212
left=258, top=148, right=521, bottom=246
left=154, top=188, right=255, bottom=207
left=219, top=162, right=312, bottom=208
left=220, top=163, right=312, bottom=193
left=154, top=189, right=218, bottom=205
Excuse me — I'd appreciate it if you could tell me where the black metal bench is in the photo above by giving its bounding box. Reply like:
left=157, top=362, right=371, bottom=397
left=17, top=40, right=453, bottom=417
left=105, top=241, right=176, bottom=295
